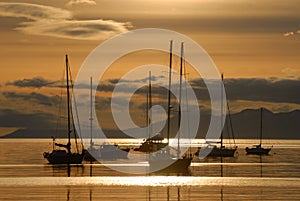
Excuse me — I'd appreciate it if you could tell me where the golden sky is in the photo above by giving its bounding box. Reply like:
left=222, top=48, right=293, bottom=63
left=0, top=0, right=299, bottom=82
left=0, top=0, right=300, bottom=134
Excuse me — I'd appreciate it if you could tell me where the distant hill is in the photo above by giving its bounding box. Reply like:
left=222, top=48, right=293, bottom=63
left=199, top=108, right=300, bottom=139
left=230, top=109, right=300, bottom=139
left=2, top=108, right=300, bottom=139
left=2, top=128, right=132, bottom=139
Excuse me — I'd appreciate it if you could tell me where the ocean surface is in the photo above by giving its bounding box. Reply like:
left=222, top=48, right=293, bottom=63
left=0, top=139, right=299, bottom=200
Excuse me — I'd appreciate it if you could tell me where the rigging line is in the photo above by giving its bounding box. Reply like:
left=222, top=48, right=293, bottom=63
left=65, top=55, right=72, bottom=154
left=146, top=89, right=149, bottom=136
left=225, top=112, right=232, bottom=147
left=223, top=77, right=236, bottom=146
left=221, top=74, right=224, bottom=149
left=149, top=71, right=153, bottom=138
left=223, top=97, right=233, bottom=146
left=68, top=61, right=79, bottom=153
left=68, top=59, right=83, bottom=153
left=183, top=48, right=192, bottom=156
left=177, top=42, right=184, bottom=158
left=55, top=67, right=65, bottom=140
left=227, top=101, right=236, bottom=146
left=146, top=78, right=149, bottom=139
left=89, top=77, right=93, bottom=148
left=167, top=40, right=173, bottom=144
left=70, top=76, right=84, bottom=151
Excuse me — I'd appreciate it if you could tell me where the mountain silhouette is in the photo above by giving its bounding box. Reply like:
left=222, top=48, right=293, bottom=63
left=2, top=108, right=300, bottom=139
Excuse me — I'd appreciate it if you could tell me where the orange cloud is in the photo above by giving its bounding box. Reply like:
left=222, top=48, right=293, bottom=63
left=0, top=2, right=131, bottom=40
left=66, top=0, right=97, bottom=7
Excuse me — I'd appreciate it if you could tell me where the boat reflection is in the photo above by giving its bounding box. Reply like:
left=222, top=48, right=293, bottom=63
left=147, top=186, right=183, bottom=201
left=149, top=169, right=191, bottom=176
left=66, top=189, right=70, bottom=201
left=43, top=164, right=85, bottom=177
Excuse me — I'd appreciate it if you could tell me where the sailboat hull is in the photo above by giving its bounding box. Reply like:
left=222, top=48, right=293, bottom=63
left=149, top=158, right=192, bottom=173
left=44, top=150, right=85, bottom=164
left=137, top=142, right=168, bottom=152
left=196, top=147, right=237, bottom=158
left=208, top=147, right=236, bottom=157
left=245, top=147, right=271, bottom=155
left=84, top=146, right=130, bottom=161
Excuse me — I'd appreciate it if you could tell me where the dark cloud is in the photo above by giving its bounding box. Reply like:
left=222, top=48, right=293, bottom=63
left=95, top=97, right=111, bottom=110
left=105, top=75, right=166, bottom=85
left=98, top=76, right=300, bottom=105
left=6, top=77, right=56, bottom=88
left=5, top=76, right=300, bottom=109
left=224, top=78, right=300, bottom=104
left=97, top=75, right=167, bottom=93
left=97, top=83, right=115, bottom=92
left=3, top=91, right=59, bottom=106
left=191, top=77, right=300, bottom=104
left=75, top=76, right=166, bottom=92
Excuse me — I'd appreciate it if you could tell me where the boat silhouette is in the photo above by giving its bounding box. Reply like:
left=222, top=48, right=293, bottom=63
left=43, top=55, right=85, bottom=164
left=149, top=41, right=192, bottom=173
left=196, top=74, right=237, bottom=158
left=246, top=108, right=272, bottom=155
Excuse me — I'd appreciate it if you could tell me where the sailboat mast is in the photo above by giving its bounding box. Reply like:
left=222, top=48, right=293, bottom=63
left=221, top=74, right=224, bottom=149
left=148, top=71, right=152, bottom=138
left=146, top=88, right=149, bottom=139
left=167, top=40, right=173, bottom=144
left=260, top=108, right=263, bottom=146
left=177, top=42, right=184, bottom=158
left=90, top=77, right=93, bottom=148
left=65, top=54, right=71, bottom=154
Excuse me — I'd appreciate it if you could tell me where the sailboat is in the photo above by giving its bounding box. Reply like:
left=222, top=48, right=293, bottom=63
left=136, top=134, right=168, bottom=152
left=84, top=77, right=130, bottom=162
left=246, top=108, right=271, bottom=155
left=135, top=72, right=168, bottom=153
left=196, top=74, right=237, bottom=157
left=43, top=55, right=85, bottom=164
left=149, top=41, right=192, bottom=173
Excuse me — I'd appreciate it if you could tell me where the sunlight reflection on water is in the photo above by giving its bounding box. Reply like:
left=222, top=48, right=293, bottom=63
left=0, top=139, right=299, bottom=200
left=0, top=176, right=300, bottom=187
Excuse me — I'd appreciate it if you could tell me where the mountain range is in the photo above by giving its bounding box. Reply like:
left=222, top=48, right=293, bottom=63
left=2, top=108, right=300, bottom=139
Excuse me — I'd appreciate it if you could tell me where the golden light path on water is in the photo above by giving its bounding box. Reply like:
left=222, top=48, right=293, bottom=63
left=0, top=176, right=300, bottom=187
left=0, top=162, right=298, bottom=167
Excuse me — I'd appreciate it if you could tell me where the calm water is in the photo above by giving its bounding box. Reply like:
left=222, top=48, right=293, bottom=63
left=0, top=139, right=299, bottom=200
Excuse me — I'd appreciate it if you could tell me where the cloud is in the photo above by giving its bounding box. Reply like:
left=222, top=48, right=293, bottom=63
left=283, top=30, right=300, bottom=37
left=0, top=2, right=131, bottom=40
left=180, top=77, right=300, bottom=107
left=83, top=76, right=300, bottom=107
left=74, top=75, right=167, bottom=92
left=281, top=68, right=299, bottom=77
left=283, top=31, right=295, bottom=37
left=6, top=76, right=300, bottom=111
left=3, top=91, right=59, bottom=106
left=18, top=19, right=131, bottom=41
left=6, top=77, right=56, bottom=88
left=209, top=78, right=300, bottom=104
left=0, top=2, right=71, bottom=20
left=97, top=79, right=170, bottom=98
left=66, top=0, right=97, bottom=6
